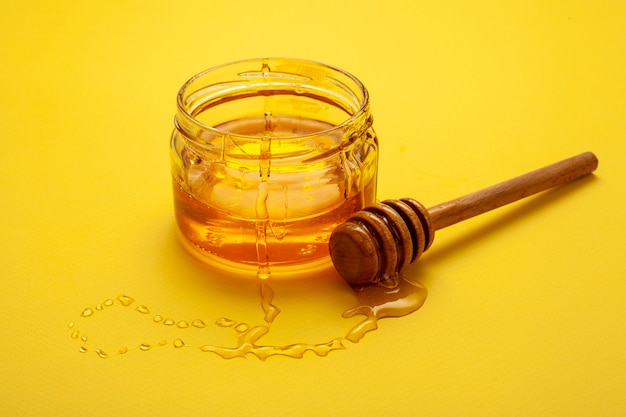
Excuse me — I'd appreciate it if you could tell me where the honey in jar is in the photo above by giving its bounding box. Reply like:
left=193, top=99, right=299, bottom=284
left=171, top=58, right=379, bottom=278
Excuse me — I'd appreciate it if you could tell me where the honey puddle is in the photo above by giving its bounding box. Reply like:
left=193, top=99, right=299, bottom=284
left=68, top=277, right=426, bottom=360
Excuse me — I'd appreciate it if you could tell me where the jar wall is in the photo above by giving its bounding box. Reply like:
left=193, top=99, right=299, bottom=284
left=170, top=58, right=378, bottom=278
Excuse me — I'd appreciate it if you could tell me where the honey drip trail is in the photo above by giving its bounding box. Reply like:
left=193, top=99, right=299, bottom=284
left=68, top=278, right=426, bottom=360
left=255, top=180, right=270, bottom=280
left=255, top=117, right=272, bottom=279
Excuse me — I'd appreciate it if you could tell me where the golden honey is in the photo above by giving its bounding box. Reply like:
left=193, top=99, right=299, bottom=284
left=170, top=58, right=379, bottom=278
left=69, top=278, right=427, bottom=360
left=67, top=60, right=429, bottom=362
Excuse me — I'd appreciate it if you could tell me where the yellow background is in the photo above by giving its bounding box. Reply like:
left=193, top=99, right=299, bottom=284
left=2, top=0, right=625, bottom=415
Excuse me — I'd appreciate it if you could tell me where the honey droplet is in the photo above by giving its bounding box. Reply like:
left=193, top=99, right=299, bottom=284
left=163, top=318, right=175, bottom=326
left=173, top=339, right=186, bottom=348
left=243, top=325, right=269, bottom=344
left=153, top=315, right=164, bottom=323
left=234, top=323, right=249, bottom=333
left=103, top=299, right=114, bottom=307
left=94, top=349, right=110, bottom=359
left=215, top=317, right=235, bottom=327
left=177, top=320, right=189, bottom=329
left=80, top=308, right=94, bottom=317
left=191, top=319, right=206, bottom=328
left=79, top=346, right=88, bottom=353
left=117, top=295, right=135, bottom=307
left=118, top=347, right=129, bottom=354
left=81, top=335, right=88, bottom=342
left=68, top=321, right=75, bottom=329
left=139, top=343, right=152, bottom=351
left=261, top=282, right=280, bottom=323
left=96, top=303, right=104, bottom=311
left=70, top=331, right=80, bottom=339
left=136, top=305, right=150, bottom=314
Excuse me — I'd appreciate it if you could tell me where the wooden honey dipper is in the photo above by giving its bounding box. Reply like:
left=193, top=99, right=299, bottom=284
left=329, top=152, right=598, bottom=285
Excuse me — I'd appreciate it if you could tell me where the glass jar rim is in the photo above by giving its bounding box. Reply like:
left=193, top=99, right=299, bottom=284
left=176, top=57, right=371, bottom=141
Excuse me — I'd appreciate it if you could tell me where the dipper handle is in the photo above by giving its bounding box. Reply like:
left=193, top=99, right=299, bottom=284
left=428, top=151, right=599, bottom=230
left=329, top=152, right=598, bottom=285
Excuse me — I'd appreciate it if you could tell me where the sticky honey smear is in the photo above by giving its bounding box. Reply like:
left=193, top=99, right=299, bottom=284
left=343, top=277, right=427, bottom=343
left=68, top=277, right=426, bottom=360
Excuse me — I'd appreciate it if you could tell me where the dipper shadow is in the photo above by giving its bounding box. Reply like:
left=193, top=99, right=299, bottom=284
left=407, top=173, right=599, bottom=285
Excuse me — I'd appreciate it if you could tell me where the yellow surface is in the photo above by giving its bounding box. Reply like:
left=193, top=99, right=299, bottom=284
left=2, top=1, right=625, bottom=415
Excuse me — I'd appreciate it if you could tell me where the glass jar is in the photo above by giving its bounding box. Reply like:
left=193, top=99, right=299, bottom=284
left=170, top=58, right=378, bottom=279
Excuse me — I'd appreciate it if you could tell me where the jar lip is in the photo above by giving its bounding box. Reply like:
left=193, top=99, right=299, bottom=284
left=176, top=57, right=370, bottom=140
